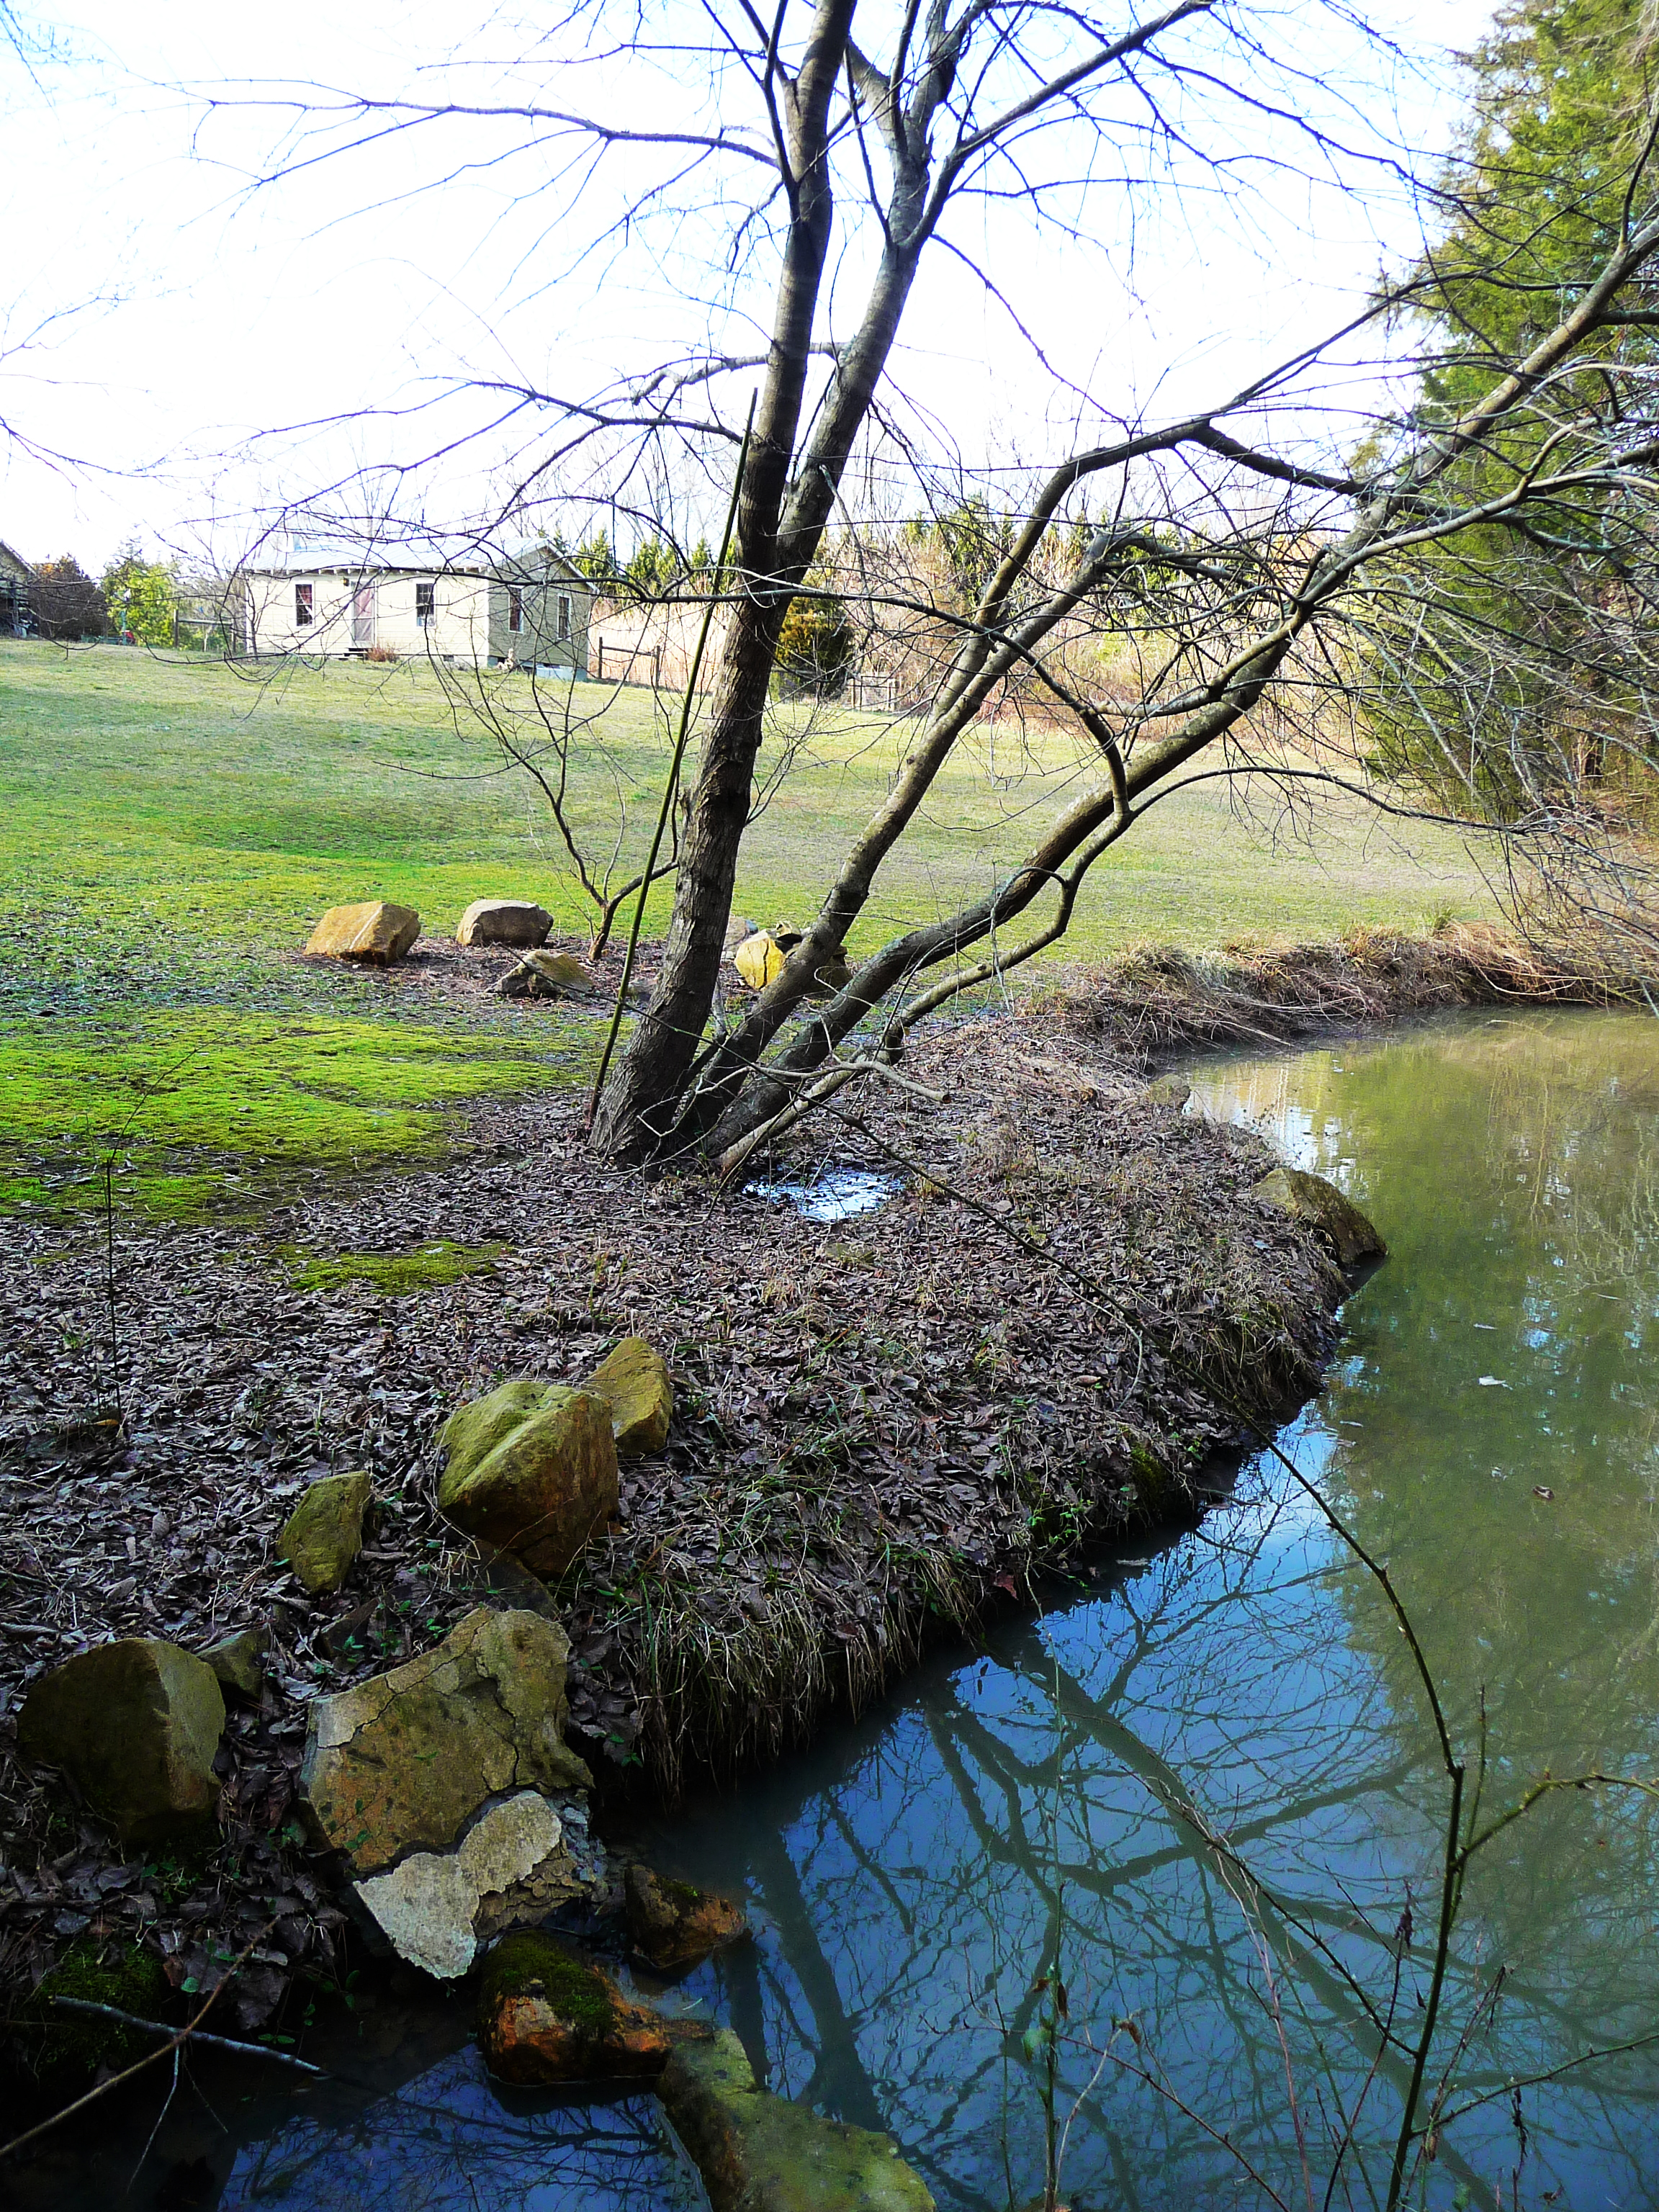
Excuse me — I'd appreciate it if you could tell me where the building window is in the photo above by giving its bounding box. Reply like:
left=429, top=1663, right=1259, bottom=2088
left=415, top=580, right=435, bottom=628
left=295, top=582, right=313, bottom=626
left=508, top=588, right=524, bottom=634
left=557, top=593, right=570, bottom=642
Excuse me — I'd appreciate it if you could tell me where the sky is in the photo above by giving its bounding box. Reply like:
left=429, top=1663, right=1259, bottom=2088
left=0, top=0, right=1498, bottom=574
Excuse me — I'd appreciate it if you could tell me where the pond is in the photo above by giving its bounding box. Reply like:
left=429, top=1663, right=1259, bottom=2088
left=27, top=1007, right=1659, bottom=2209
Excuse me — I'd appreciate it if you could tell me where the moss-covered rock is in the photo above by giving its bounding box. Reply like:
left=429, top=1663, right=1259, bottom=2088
left=457, top=899, right=552, bottom=948
left=1253, top=1165, right=1386, bottom=1267
left=495, top=949, right=598, bottom=999
left=17, top=1640, right=225, bottom=1844
left=625, top=1863, right=747, bottom=1974
left=586, top=1337, right=674, bottom=1458
left=437, top=1379, right=619, bottom=1574
left=299, top=1606, right=590, bottom=1878
left=1144, top=1074, right=1192, bottom=1107
left=475, top=1930, right=711, bottom=2085
left=198, top=1625, right=267, bottom=1701
left=278, top=1471, right=372, bottom=1596
left=660, top=2028, right=935, bottom=2211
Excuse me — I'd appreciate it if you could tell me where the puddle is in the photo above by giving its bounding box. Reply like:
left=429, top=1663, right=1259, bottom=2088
left=746, top=1167, right=899, bottom=1222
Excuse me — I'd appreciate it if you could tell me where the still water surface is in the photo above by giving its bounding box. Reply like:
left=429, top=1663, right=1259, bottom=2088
left=38, top=1007, right=1659, bottom=2209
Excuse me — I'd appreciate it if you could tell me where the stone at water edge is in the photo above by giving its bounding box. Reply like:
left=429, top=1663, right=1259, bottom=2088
left=299, top=1606, right=590, bottom=1879
left=624, top=1862, right=747, bottom=1973
left=660, top=2028, right=935, bottom=2212
left=438, top=1379, right=619, bottom=1574
left=17, top=1640, right=225, bottom=1845
left=495, top=949, right=598, bottom=1000
left=1253, top=1165, right=1386, bottom=1267
left=1144, top=1074, right=1192, bottom=1108
left=457, top=898, right=553, bottom=949
left=278, top=1470, right=373, bottom=1596
left=476, top=1930, right=714, bottom=2085
left=585, top=1336, right=674, bottom=1458
left=354, top=1789, right=590, bottom=1979
left=305, top=901, right=421, bottom=965
left=199, top=1625, right=269, bottom=1701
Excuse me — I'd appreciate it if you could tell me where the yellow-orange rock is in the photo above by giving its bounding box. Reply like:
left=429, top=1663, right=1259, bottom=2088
left=437, top=1378, right=619, bottom=1574
left=625, top=1862, right=747, bottom=1973
left=585, top=1336, right=673, bottom=1457
left=305, top=901, right=421, bottom=965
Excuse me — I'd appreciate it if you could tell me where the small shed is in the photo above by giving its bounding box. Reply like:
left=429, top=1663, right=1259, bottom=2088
left=0, top=539, right=30, bottom=637
left=240, top=538, right=591, bottom=673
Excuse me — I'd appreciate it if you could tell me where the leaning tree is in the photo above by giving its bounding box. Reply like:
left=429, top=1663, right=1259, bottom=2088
left=214, top=0, right=1659, bottom=1161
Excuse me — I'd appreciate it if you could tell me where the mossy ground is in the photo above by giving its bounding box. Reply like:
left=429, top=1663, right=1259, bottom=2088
left=0, top=639, right=1497, bottom=1220
left=284, top=1238, right=506, bottom=1293
left=24, top=1938, right=174, bottom=2088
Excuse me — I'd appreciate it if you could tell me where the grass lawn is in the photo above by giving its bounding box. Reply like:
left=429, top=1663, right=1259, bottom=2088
left=0, top=639, right=1500, bottom=1215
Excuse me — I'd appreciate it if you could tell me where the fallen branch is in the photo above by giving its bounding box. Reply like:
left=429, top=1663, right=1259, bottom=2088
left=48, top=1996, right=328, bottom=2077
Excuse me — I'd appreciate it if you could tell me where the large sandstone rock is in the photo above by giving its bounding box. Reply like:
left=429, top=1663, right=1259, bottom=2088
left=477, top=1930, right=712, bottom=2085
left=278, top=1470, right=372, bottom=1596
left=625, top=1862, right=747, bottom=1974
left=585, top=1337, right=673, bottom=1457
left=18, top=1640, right=225, bottom=1844
left=457, top=899, right=553, bottom=949
left=355, top=1789, right=593, bottom=1979
left=495, top=949, right=598, bottom=1000
left=305, top=901, right=421, bottom=965
left=1254, top=1166, right=1386, bottom=1267
left=298, top=1606, right=590, bottom=1878
left=660, top=2029, right=935, bottom=2212
left=438, top=1380, right=619, bottom=1573
left=733, top=931, right=788, bottom=990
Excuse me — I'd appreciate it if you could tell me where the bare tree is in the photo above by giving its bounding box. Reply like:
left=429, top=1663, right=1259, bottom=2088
left=205, top=0, right=1659, bottom=1163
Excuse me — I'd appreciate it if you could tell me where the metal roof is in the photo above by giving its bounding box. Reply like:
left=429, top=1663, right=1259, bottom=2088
left=244, top=535, right=586, bottom=583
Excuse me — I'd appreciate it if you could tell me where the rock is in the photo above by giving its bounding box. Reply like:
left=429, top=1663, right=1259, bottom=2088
left=660, top=2029, right=935, bottom=2212
left=17, top=1640, right=225, bottom=1845
left=457, top=898, right=553, bottom=948
left=354, top=1789, right=590, bottom=1979
left=437, top=1379, right=619, bottom=1574
left=278, top=1470, right=372, bottom=1596
left=733, top=931, right=788, bottom=990
left=477, top=1930, right=712, bottom=2085
left=625, top=1863, right=747, bottom=1974
left=724, top=914, right=760, bottom=954
left=806, top=954, right=853, bottom=999
left=495, top=948, right=599, bottom=1000
left=305, top=901, right=421, bottom=965
left=1145, top=1074, right=1191, bottom=1108
left=585, top=1337, right=673, bottom=1458
left=198, top=1626, right=268, bottom=1701
left=1254, top=1165, right=1386, bottom=1267
left=299, top=1606, right=590, bottom=1878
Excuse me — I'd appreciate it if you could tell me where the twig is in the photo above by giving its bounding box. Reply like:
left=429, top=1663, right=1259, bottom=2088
left=47, top=1997, right=328, bottom=2077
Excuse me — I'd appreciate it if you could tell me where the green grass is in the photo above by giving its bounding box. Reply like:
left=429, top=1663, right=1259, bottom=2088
left=0, top=639, right=1501, bottom=1216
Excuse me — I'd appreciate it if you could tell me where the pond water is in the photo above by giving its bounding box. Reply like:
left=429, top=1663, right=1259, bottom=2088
left=27, top=1007, right=1659, bottom=2210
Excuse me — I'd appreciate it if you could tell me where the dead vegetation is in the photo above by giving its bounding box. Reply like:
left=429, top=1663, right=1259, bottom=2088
left=1040, top=922, right=1625, bottom=1069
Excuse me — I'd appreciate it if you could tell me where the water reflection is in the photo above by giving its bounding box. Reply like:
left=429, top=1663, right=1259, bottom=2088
left=218, top=2045, right=701, bottom=2211
left=645, top=1010, right=1659, bottom=2211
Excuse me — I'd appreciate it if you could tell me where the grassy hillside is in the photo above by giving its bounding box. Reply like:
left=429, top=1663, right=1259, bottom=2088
left=0, top=639, right=1499, bottom=1215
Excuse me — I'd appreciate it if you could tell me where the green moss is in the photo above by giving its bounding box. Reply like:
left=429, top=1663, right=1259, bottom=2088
left=26, top=1939, right=174, bottom=2089
left=287, top=1239, right=505, bottom=1295
left=475, top=1932, right=619, bottom=2035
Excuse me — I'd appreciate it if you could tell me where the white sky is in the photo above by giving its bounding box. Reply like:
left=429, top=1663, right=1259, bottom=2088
left=0, top=0, right=1497, bottom=572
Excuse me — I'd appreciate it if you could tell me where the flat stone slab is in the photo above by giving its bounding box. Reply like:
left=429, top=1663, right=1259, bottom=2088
left=299, top=1606, right=590, bottom=1878
left=354, top=1788, right=591, bottom=1978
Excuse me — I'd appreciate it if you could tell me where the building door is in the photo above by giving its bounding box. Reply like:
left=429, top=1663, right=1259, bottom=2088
left=352, top=583, right=376, bottom=650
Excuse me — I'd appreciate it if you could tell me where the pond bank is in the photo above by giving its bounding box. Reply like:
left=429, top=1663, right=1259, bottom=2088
left=0, top=988, right=1361, bottom=2105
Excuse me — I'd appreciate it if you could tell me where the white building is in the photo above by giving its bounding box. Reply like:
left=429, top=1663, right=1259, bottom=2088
left=241, top=538, right=591, bottom=673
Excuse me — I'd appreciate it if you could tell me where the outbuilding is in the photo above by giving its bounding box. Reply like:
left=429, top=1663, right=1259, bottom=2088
left=241, top=538, right=590, bottom=673
left=0, top=539, right=30, bottom=637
